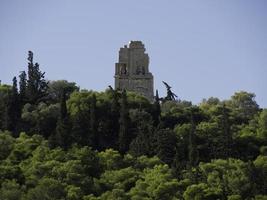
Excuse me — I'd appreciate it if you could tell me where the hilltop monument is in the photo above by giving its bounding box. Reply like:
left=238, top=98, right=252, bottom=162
left=114, top=41, right=154, bottom=101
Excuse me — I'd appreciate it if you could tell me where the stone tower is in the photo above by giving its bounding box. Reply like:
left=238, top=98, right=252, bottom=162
left=114, top=41, right=154, bottom=101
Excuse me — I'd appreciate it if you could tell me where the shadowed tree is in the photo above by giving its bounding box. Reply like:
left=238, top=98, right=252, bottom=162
left=156, top=128, right=177, bottom=165
left=47, top=80, right=79, bottom=103
left=26, top=51, right=48, bottom=103
left=90, top=94, right=98, bottom=149
left=118, top=90, right=131, bottom=153
left=49, top=90, right=71, bottom=149
left=152, top=89, right=161, bottom=126
left=129, top=109, right=154, bottom=156
left=188, top=110, right=199, bottom=168
left=18, top=71, right=27, bottom=104
left=109, top=87, right=120, bottom=148
left=4, top=77, right=21, bottom=135
left=221, top=104, right=232, bottom=158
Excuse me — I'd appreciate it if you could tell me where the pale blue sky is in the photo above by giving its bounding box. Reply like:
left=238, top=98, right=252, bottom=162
left=0, top=0, right=266, bottom=107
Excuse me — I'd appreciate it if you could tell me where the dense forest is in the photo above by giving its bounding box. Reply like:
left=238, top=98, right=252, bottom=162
left=0, top=51, right=266, bottom=200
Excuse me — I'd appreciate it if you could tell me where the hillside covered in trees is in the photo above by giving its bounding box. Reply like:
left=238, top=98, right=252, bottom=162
left=0, top=52, right=266, bottom=199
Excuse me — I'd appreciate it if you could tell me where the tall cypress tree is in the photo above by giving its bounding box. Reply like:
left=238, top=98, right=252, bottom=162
left=109, top=88, right=120, bottom=148
left=19, top=71, right=27, bottom=104
left=188, top=110, right=199, bottom=168
left=156, top=128, right=177, bottom=165
left=5, top=77, right=21, bottom=135
left=129, top=110, right=154, bottom=156
left=152, top=89, right=161, bottom=126
left=71, top=109, right=90, bottom=146
left=221, top=104, right=232, bottom=158
left=26, top=51, right=35, bottom=102
left=118, top=90, right=130, bottom=153
left=26, top=51, right=48, bottom=103
left=51, top=90, right=71, bottom=149
left=90, top=94, right=98, bottom=149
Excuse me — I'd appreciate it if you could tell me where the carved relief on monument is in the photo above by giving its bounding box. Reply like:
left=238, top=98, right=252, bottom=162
left=136, top=66, right=145, bottom=75
left=119, top=63, right=128, bottom=75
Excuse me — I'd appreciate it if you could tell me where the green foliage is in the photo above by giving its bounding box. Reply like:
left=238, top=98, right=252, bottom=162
left=129, top=164, right=179, bottom=200
left=1, top=57, right=266, bottom=199
left=0, top=179, right=24, bottom=200
left=19, top=71, right=27, bottom=103
left=155, top=128, right=177, bottom=165
left=21, top=102, right=59, bottom=137
left=183, top=183, right=222, bottom=200
left=152, top=89, right=161, bottom=126
left=98, top=149, right=123, bottom=170
left=48, top=80, right=79, bottom=103
left=26, top=178, right=66, bottom=200
left=118, top=90, right=131, bottom=153
left=0, top=130, right=15, bottom=160
left=4, top=76, right=21, bottom=134
left=258, top=109, right=267, bottom=139
left=0, top=84, right=11, bottom=129
left=0, top=133, right=266, bottom=199
left=129, top=109, right=154, bottom=156
left=199, top=159, right=254, bottom=198
left=227, top=91, right=260, bottom=123
left=26, top=51, right=48, bottom=104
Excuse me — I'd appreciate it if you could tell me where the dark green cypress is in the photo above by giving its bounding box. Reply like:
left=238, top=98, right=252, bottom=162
left=156, top=128, right=177, bottom=165
left=188, top=110, right=199, bottom=168
left=53, top=90, right=71, bottom=149
left=152, top=89, right=161, bottom=126
left=71, top=109, right=90, bottom=146
left=215, top=104, right=232, bottom=159
left=90, top=94, right=98, bottom=149
left=129, top=110, right=154, bottom=156
left=26, top=51, right=48, bottom=103
left=109, top=89, right=120, bottom=148
left=19, top=71, right=27, bottom=104
left=118, top=90, right=130, bottom=153
left=4, top=77, right=21, bottom=135
left=221, top=104, right=232, bottom=158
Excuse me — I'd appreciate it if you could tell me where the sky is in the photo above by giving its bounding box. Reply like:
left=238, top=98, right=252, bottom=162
left=0, top=0, right=266, bottom=107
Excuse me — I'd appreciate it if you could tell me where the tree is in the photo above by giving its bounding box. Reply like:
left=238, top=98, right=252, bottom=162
left=19, top=71, right=27, bottom=103
left=198, top=159, right=253, bottom=199
left=47, top=80, right=79, bottom=103
left=156, top=128, right=177, bottom=165
left=71, top=109, right=90, bottom=146
left=90, top=94, right=98, bottom=149
left=26, top=178, right=66, bottom=200
left=0, top=179, right=24, bottom=200
left=0, top=130, right=15, bottom=160
left=50, top=90, right=71, bottom=149
left=4, top=77, right=21, bottom=134
left=26, top=51, right=48, bottom=103
left=97, top=167, right=138, bottom=193
left=129, top=109, right=154, bottom=156
left=98, top=149, right=124, bottom=171
left=254, top=155, right=267, bottom=195
left=188, top=110, right=199, bottom=168
left=214, top=104, right=233, bottom=159
left=221, top=104, right=232, bottom=158
left=109, top=88, right=120, bottom=148
left=183, top=183, right=222, bottom=200
left=129, top=164, right=179, bottom=200
left=0, top=84, right=11, bottom=129
left=228, top=91, right=259, bottom=123
left=152, top=89, right=161, bottom=126
left=257, top=109, right=267, bottom=139
left=118, top=90, right=131, bottom=153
